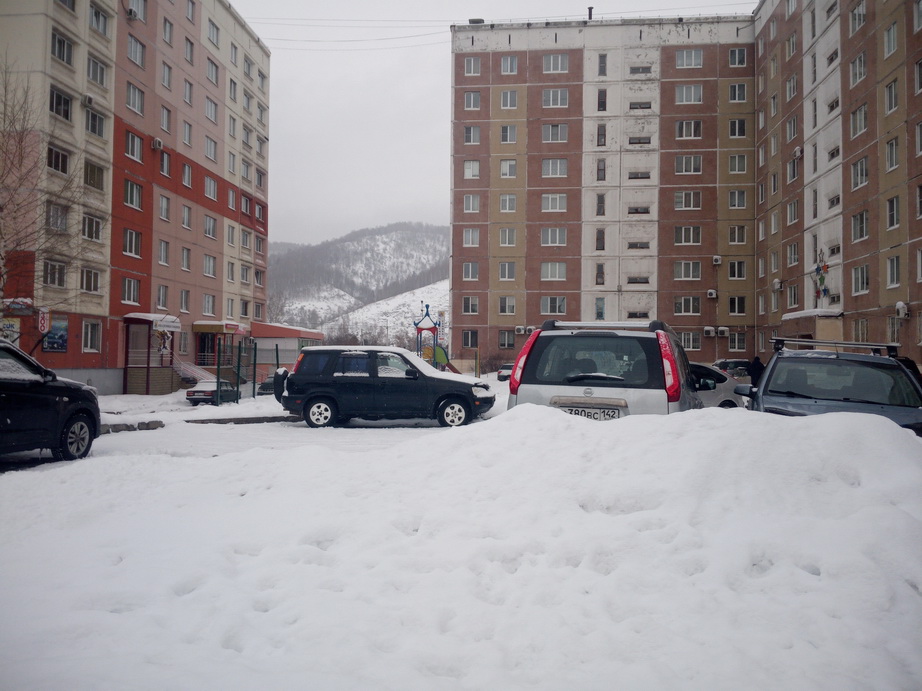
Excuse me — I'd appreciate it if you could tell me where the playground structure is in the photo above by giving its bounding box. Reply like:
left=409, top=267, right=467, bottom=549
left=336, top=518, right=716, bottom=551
left=414, top=304, right=460, bottom=374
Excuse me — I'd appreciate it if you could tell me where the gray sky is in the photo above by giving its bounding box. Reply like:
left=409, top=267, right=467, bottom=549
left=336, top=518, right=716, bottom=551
left=228, top=0, right=760, bottom=245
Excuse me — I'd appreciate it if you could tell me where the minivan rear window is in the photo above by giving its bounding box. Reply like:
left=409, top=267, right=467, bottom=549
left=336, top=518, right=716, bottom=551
left=521, top=333, right=664, bottom=388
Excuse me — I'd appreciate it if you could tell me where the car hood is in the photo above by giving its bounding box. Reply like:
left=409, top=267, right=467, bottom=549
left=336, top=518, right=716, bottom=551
left=761, top=394, right=922, bottom=430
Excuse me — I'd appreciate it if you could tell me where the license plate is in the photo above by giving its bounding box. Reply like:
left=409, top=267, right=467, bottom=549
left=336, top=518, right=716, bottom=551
left=562, top=407, right=620, bottom=420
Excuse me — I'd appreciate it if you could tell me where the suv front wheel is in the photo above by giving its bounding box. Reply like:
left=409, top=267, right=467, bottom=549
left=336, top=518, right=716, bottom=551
left=437, top=398, right=470, bottom=427
left=53, top=413, right=94, bottom=461
left=304, top=398, right=337, bottom=428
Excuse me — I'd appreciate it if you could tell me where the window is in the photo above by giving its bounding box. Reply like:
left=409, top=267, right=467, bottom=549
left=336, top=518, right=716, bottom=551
left=243, top=56, right=253, bottom=78
left=205, top=136, right=217, bottom=161
left=785, top=75, right=797, bottom=100
left=887, top=196, right=900, bottom=229
left=499, top=262, right=515, bottom=281
left=787, top=242, right=799, bottom=266
left=159, top=195, right=170, bottom=221
left=676, top=49, right=703, bottom=68
left=85, top=109, right=105, bottom=137
left=49, top=88, right=72, bottom=121
left=729, top=225, right=746, bottom=244
left=628, top=101, right=651, bottom=110
left=124, top=180, right=142, bottom=209
left=125, top=131, right=143, bottom=162
left=160, top=106, right=171, bottom=132
left=543, top=54, right=568, bottom=73
left=674, top=296, right=700, bottom=315
left=80, top=268, right=101, bottom=294
left=541, top=194, right=566, bottom=212
left=464, top=56, right=480, bottom=76
left=676, top=120, right=701, bottom=139
left=501, top=90, right=517, bottom=109
left=499, top=194, right=516, bottom=212
left=596, top=193, right=606, bottom=216
left=500, top=125, right=516, bottom=144
left=675, top=226, right=701, bottom=245
left=204, top=215, right=217, bottom=238
left=674, top=261, right=701, bottom=280
left=729, top=48, right=746, bottom=66
left=90, top=4, right=109, bottom=34
left=886, top=138, right=899, bottom=171
left=675, top=191, right=702, bottom=210
left=629, top=65, right=652, bottom=75
left=500, top=227, right=516, bottom=246
left=542, top=158, right=567, bottom=177
left=729, top=261, right=746, bottom=279
left=785, top=32, right=797, bottom=59
left=851, top=157, right=868, bottom=189
left=183, top=80, right=193, bottom=105
left=182, top=163, right=191, bottom=187
left=786, top=116, right=798, bottom=142
left=598, top=89, right=607, bottom=111
left=730, top=119, right=746, bottom=137
left=849, top=0, right=866, bottom=34
left=126, top=82, right=144, bottom=114
left=729, top=190, right=746, bottom=209
left=787, top=199, right=799, bottom=224
left=852, top=264, right=869, bottom=294
left=541, top=227, right=567, bottom=246
left=729, top=154, right=746, bottom=173
left=161, top=62, right=173, bottom=89
left=462, top=296, right=479, bottom=315
left=463, top=126, right=480, bottom=144
left=184, top=37, right=194, bottom=63
left=207, top=18, right=219, bottom=45
left=542, top=124, right=568, bottom=142
left=884, top=80, right=898, bottom=114
left=87, top=56, right=107, bottom=87
left=887, top=256, right=900, bottom=287
left=850, top=104, right=867, bottom=137
left=127, top=35, right=145, bottom=67
left=596, top=124, right=606, bottom=146
left=82, top=213, right=102, bottom=241
left=202, top=294, right=215, bottom=316
left=464, top=91, right=480, bottom=110
left=729, top=296, right=746, bottom=315
left=463, top=194, right=479, bottom=213
left=462, top=262, right=478, bottom=280
left=542, top=89, right=568, bottom=108
left=163, top=17, right=173, bottom=44
left=501, top=55, right=517, bottom=74
left=46, top=203, right=68, bottom=232
left=500, top=159, right=517, bottom=178
left=541, top=262, right=567, bottom=281
left=51, top=30, right=73, bottom=65
left=676, top=84, right=703, bottom=104
left=123, top=228, right=141, bottom=257
left=540, top=296, right=566, bottom=315
left=203, top=254, right=216, bottom=277
left=42, top=260, right=66, bottom=288
left=120, top=277, right=140, bottom=304
left=205, top=97, right=218, bottom=123
left=850, top=53, right=866, bottom=86
left=851, top=210, right=868, bottom=241
left=729, top=83, right=746, bottom=102
left=675, top=155, right=702, bottom=174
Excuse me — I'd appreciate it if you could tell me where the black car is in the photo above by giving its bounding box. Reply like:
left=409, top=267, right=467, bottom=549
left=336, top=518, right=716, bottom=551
left=274, top=346, right=495, bottom=427
left=735, top=338, right=922, bottom=436
left=0, top=338, right=101, bottom=460
left=185, top=379, right=240, bottom=406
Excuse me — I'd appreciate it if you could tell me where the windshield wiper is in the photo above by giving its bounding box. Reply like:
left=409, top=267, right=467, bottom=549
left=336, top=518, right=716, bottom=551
left=565, top=373, right=624, bottom=383
left=767, top=389, right=815, bottom=399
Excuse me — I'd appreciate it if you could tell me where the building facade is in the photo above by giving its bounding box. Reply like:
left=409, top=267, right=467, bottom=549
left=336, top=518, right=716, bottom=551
left=1, top=0, right=270, bottom=394
left=450, top=0, right=922, bottom=371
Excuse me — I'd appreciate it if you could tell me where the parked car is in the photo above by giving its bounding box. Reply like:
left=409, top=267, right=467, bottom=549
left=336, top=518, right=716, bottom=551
left=257, top=378, right=275, bottom=396
left=507, top=320, right=705, bottom=419
left=497, top=363, right=515, bottom=382
left=0, top=337, right=100, bottom=460
left=713, top=358, right=751, bottom=378
left=690, top=363, right=747, bottom=408
left=274, top=346, right=495, bottom=427
left=186, top=379, right=240, bottom=406
left=734, top=338, right=922, bottom=436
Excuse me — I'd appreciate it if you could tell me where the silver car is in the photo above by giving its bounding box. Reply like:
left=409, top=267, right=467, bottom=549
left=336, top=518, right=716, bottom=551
left=507, top=320, right=704, bottom=419
left=690, top=363, right=747, bottom=408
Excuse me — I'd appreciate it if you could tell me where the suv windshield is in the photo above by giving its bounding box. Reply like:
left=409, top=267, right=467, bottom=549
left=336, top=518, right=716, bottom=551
left=766, top=359, right=922, bottom=407
left=521, top=333, right=664, bottom=388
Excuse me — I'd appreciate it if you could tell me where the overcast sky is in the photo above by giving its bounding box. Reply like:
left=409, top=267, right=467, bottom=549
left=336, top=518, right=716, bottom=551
left=228, top=0, right=761, bottom=245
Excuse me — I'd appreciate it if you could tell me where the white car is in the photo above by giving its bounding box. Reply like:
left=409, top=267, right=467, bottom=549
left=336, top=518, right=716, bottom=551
left=691, top=363, right=747, bottom=409
left=496, top=363, right=514, bottom=381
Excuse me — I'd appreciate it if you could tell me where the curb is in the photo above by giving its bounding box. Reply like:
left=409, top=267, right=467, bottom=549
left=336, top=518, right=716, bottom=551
left=101, top=415, right=299, bottom=435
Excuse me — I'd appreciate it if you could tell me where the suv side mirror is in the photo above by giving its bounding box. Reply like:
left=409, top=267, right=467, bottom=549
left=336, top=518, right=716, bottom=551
left=734, top=383, right=754, bottom=398
left=405, top=369, right=419, bottom=380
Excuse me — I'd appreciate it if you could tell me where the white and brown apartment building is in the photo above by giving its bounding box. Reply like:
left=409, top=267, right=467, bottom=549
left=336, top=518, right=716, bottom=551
left=450, top=0, right=922, bottom=369
left=1, top=0, right=272, bottom=393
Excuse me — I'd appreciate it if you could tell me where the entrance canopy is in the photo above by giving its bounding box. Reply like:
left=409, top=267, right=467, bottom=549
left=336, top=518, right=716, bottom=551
left=124, top=313, right=182, bottom=332
left=192, top=320, right=247, bottom=335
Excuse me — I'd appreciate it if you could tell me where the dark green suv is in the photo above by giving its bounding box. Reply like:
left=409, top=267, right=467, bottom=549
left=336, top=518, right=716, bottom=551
left=274, top=346, right=495, bottom=427
left=0, top=338, right=101, bottom=460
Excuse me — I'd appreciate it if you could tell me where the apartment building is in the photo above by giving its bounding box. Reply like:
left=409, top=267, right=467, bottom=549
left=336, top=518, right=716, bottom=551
left=450, top=0, right=922, bottom=370
left=0, top=0, right=270, bottom=393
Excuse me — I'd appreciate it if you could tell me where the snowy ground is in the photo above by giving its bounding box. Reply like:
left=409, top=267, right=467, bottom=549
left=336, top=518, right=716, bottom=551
left=2, top=382, right=922, bottom=690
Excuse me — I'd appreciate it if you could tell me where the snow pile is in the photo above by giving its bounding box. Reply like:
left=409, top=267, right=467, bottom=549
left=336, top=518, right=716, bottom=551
left=2, top=403, right=921, bottom=689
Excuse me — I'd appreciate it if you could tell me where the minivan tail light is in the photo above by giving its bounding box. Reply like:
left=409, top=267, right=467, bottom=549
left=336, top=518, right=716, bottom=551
left=509, top=329, right=541, bottom=396
left=656, top=331, right=682, bottom=403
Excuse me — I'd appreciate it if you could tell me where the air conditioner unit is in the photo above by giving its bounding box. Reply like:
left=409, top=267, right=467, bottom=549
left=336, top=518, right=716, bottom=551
left=706, top=289, right=717, bottom=299
left=703, top=326, right=716, bottom=337
left=717, top=327, right=730, bottom=337
left=896, top=301, right=909, bottom=319
left=126, top=7, right=139, bottom=19
left=151, top=137, right=164, bottom=150
left=772, top=278, right=782, bottom=292
left=712, top=255, right=722, bottom=265
left=81, top=94, right=94, bottom=108
left=525, top=326, right=536, bottom=334
left=514, top=326, right=525, bottom=335
left=793, top=145, right=803, bottom=158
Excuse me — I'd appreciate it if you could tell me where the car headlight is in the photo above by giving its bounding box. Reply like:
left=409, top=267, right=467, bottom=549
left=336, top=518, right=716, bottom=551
left=472, top=385, right=492, bottom=397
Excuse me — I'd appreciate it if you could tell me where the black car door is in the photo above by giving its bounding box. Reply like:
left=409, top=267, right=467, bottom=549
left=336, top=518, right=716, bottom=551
left=0, top=347, right=56, bottom=452
left=331, top=353, right=376, bottom=416
left=374, top=352, right=429, bottom=417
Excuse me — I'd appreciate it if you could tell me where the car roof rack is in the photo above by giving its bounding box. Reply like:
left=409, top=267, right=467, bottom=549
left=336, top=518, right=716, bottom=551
left=771, top=337, right=899, bottom=357
left=541, top=319, right=675, bottom=335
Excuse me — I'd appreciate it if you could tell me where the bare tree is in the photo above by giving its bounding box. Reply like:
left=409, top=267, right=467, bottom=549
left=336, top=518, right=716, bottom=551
left=0, top=59, right=107, bottom=316
left=265, top=286, right=293, bottom=325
